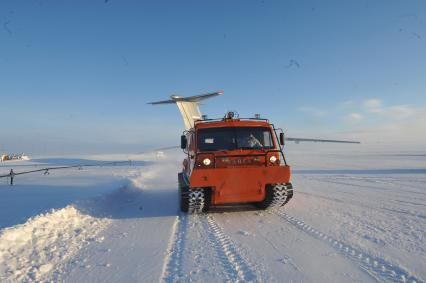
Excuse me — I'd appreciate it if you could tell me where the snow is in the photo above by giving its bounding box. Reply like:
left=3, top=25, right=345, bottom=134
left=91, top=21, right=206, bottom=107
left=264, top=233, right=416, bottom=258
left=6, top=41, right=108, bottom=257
left=0, top=150, right=425, bottom=282
left=0, top=205, right=110, bottom=282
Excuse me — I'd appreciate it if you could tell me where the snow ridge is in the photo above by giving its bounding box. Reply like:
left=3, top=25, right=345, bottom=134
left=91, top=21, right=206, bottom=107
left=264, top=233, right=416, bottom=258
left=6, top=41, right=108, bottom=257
left=203, top=215, right=259, bottom=282
left=272, top=211, right=424, bottom=283
left=0, top=205, right=111, bottom=283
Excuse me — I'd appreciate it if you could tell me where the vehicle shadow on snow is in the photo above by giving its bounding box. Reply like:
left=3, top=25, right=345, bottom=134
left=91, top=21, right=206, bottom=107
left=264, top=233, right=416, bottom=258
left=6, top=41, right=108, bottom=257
left=74, top=185, right=263, bottom=220
left=0, top=182, right=121, bottom=229
left=75, top=184, right=180, bottom=219
left=208, top=205, right=260, bottom=214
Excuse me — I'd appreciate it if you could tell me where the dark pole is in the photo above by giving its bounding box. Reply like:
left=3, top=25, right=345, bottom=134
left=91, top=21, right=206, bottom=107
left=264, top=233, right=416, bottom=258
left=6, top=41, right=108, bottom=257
left=10, top=169, right=14, bottom=186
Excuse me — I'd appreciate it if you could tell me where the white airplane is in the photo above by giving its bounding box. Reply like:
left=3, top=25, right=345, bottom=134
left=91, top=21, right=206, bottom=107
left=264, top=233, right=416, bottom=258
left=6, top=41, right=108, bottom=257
left=148, top=90, right=360, bottom=144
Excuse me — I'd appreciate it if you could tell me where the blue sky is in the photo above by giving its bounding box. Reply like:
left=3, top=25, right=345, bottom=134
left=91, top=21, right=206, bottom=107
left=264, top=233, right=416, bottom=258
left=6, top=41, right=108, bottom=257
left=0, top=1, right=425, bottom=154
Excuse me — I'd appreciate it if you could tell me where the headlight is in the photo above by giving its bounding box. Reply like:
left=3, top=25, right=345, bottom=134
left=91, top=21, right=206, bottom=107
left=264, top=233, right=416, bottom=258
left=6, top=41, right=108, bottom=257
left=269, top=156, right=277, bottom=163
left=203, top=158, right=211, bottom=166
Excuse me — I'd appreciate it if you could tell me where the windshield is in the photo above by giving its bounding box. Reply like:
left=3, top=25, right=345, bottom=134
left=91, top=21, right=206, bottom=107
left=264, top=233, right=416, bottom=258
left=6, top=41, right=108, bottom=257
left=197, top=127, right=274, bottom=151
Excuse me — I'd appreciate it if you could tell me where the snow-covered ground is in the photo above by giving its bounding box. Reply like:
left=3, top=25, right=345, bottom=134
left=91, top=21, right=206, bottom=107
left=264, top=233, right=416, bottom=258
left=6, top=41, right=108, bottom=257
left=0, top=150, right=425, bottom=282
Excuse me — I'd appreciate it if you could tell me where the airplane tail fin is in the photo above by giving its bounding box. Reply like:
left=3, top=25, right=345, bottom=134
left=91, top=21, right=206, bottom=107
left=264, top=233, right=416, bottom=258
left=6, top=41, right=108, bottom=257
left=148, top=90, right=223, bottom=130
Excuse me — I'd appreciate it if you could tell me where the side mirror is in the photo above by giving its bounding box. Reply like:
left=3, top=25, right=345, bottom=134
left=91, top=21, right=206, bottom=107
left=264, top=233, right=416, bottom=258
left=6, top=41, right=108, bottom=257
left=181, top=135, right=187, bottom=149
left=279, top=132, right=285, bottom=145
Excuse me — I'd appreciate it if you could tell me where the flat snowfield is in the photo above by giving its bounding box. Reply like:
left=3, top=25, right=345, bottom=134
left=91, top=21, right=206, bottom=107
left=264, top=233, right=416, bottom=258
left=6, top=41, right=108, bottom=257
left=0, top=151, right=425, bottom=283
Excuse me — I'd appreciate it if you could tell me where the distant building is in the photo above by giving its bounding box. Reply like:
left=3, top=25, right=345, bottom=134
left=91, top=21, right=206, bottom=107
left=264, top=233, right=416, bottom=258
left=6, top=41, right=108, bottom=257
left=1, top=153, right=30, bottom=162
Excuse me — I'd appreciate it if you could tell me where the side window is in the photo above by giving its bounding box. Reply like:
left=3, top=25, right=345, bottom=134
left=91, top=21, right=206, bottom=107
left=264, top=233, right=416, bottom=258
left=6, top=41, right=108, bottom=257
left=263, top=131, right=273, bottom=147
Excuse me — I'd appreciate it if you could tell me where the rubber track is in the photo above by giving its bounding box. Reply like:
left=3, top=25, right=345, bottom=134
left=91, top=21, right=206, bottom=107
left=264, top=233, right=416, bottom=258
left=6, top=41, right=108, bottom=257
left=201, top=215, right=259, bottom=282
left=272, top=211, right=425, bottom=283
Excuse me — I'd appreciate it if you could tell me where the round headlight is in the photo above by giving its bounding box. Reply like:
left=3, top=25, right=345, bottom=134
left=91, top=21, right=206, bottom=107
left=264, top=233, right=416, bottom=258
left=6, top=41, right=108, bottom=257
left=203, top=158, right=211, bottom=166
left=269, top=156, right=277, bottom=163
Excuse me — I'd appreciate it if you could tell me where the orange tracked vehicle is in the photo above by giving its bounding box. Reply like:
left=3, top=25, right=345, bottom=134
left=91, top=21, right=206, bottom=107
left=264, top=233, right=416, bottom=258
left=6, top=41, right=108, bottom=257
left=149, top=90, right=359, bottom=213
left=178, top=112, right=292, bottom=212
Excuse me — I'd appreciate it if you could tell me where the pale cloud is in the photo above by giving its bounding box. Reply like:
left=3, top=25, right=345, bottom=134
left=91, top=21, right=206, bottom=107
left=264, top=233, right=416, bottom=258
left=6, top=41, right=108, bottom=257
left=364, top=99, right=382, bottom=108
left=368, top=107, right=384, bottom=114
left=365, top=102, right=417, bottom=120
left=363, top=99, right=383, bottom=113
left=340, top=105, right=426, bottom=149
left=298, top=99, right=426, bottom=150
left=348, top=113, right=363, bottom=121
left=388, top=105, right=415, bottom=119
left=298, top=106, right=327, bottom=117
left=298, top=99, right=425, bottom=150
left=340, top=100, right=353, bottom=107
left=292, top=99, right=426, bottom=150
left=362, top=99, right=417, bottom=119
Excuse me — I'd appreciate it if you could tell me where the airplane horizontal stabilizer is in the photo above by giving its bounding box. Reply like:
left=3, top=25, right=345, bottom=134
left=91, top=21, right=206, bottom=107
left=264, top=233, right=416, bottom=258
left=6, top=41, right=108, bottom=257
left=149, top=90, right=224, bottom=130
left=148, top=90, right=223, bottom=105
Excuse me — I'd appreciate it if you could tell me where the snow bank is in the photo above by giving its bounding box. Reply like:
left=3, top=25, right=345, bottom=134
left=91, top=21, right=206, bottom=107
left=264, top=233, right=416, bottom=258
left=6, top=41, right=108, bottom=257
left=0, top=205, right=111, bottom=282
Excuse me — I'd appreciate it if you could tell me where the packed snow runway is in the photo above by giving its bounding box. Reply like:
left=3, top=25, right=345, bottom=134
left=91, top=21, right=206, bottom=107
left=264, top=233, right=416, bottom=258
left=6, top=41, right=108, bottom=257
left=0, top=151, right=425, bottom=282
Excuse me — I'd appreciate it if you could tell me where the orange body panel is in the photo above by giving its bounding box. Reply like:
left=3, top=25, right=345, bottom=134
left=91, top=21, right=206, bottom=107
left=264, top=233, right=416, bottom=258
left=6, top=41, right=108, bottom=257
left=190, top=165, right=291, bottom=204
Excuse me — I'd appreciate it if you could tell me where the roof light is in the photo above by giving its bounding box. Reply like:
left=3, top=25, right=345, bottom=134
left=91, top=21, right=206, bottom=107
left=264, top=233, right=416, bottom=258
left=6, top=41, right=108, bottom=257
left=254, top=114, right=261, bottom=119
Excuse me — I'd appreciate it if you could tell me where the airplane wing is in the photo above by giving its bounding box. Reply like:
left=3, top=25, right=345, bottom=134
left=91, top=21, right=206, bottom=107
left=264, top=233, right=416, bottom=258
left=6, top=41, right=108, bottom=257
left=286, top=137, right=360, bottom=144
left=153, top=146, right=180, bottom=151
left=140, top=138, right=360, bottom=155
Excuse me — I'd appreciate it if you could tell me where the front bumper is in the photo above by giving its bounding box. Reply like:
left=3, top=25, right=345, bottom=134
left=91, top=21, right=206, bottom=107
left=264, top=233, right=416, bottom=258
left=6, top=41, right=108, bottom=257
left=189, top=165, right=291, bottom=205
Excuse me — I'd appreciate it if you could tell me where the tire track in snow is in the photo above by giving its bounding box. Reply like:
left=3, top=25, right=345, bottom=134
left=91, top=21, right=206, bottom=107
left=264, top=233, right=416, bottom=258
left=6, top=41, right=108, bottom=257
left=271, top=210, right=425, bottom=283
left=298, top=191, right=426, bottom=220
left=308, top=176, right=426, bottom=198
left=160, top=215, right=189, bottom=283
left=202, top=215, right=259, bottom=282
